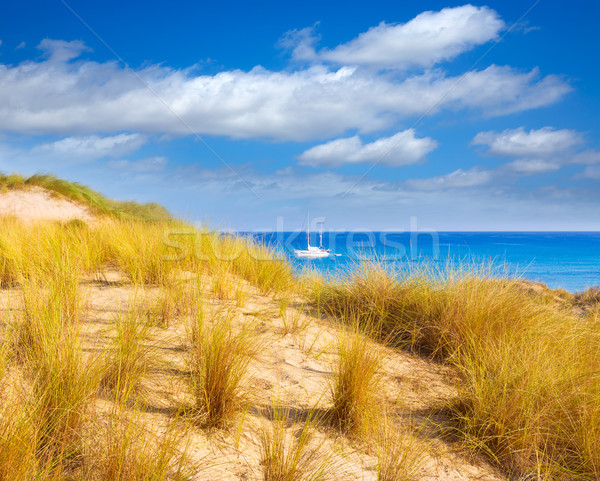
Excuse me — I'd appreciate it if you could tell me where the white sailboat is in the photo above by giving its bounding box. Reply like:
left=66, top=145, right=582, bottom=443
left=294, top=216, right=332, bottom=258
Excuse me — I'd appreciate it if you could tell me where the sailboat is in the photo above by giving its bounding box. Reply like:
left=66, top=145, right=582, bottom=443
left=294, top=216, right=332, bottom=258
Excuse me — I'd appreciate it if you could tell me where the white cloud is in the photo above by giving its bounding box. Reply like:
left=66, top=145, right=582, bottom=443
left=572, top=150, right=600, bottom=165
left=298, top=130, right=437, bottom=167
left=278, top=25, right=320, bottom=61
left=577, top=165, right=600, bottom=180
left=109, top=156, right=168, bottom=172
left=288, top=5, right=504, bottom=69
left=405, top=167, right=492, bottom=190
left=506, top=158, right=560, bottom=174
left=38, top=39, right=90, bottom=62
left=472, top=127, right=582, bottom=157
left=472, top=127, right=600, bottom=178
left=0, top=41, right=570, bottom=141
left=32, top=133, right=146, bottom=160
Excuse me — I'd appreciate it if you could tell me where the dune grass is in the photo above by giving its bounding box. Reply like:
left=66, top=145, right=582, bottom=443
left=312, top=264, right=600, bottom=479
left=82, top=406, right=194, bottom=480
left=259, top=399, right=331, bottom=481
left=187, top=305, right=257, bottom=428
left=328, top=320, right=382, bottom=435
left=0, top=210, right=290, bottom=475
left=0, top=176, right=308, bottom=478
left=102, top=302, right=155, bottom=403
left=6, top=250, right=101, bottom=472
left=0, top=214, right=296, bottom=298
left=375, top=416, right=427, bottom=481
left=0, top=215, right=204, bottom=477
left=0, top=341, right=38, bottom=479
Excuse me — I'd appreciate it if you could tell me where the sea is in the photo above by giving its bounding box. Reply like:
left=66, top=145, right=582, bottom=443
left=248, top=231, right=600, bottom=293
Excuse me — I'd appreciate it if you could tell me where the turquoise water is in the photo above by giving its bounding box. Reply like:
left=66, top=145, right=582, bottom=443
left=250, top=232, right=600, bottom=293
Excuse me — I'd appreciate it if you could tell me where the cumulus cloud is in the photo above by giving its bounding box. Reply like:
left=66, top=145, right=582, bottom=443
left=471, top=126, right=600, bottom=177
left=472, top=126, right=583, bottom=157
left=405, top=167, right=492, bottom=190
left=287, top=5, right=504, bottom=69
left=32, top=133, right=146, bottom=160
left=298, top=130, right=437, bottom=167
left=0, top=42, right=570, bottom=141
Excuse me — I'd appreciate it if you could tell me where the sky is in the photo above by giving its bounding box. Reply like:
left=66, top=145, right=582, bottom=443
left=0, top=0, right=599, bottom=231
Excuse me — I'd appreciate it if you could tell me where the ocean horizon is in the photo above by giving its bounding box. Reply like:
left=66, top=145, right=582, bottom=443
left=249, top=231, right=600, bottom=293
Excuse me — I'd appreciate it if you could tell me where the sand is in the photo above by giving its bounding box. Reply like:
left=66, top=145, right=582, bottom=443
left=0, top=187, right=94, bottom=223
left=61, top=273, right=506, bottom=480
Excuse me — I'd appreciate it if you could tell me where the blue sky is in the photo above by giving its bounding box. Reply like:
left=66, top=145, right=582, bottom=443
left=1, top=0, right=599, bottom=230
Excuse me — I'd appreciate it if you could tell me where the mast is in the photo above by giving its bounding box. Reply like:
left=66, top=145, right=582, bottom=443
left=307, top=211, right=310, bottom=248
left=319, top=222, right=323, bottom=248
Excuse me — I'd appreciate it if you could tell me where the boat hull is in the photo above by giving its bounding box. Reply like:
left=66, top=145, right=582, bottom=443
left=294, top=249, right=330, bottom=258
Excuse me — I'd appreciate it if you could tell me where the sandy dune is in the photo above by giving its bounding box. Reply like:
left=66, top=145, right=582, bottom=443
left=0, top=187, right=94, bottom=223
left=0, top=191, right=509, bottom=478
left=56, top=273, right=505, bottom=481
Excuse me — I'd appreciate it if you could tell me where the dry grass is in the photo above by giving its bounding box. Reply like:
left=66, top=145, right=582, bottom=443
left=312, top=264, right=600, bottom=479
left=8, top=256, right=101, bottom=470
left=375, top=416, right=427, bottom=481
left=102, top=304, right=155, bottom=402
left=0, top=212, right=296, bottom=476
left=187, top=305, right=257, bottom=428
left=328, top=320, right=382, bottom=435
left=8, top=180, right=599, bottom=479
left=259, top=399, right=330, bottom=481
left=280, top=301, right=312, bottom=336
left=0, top=342, right=38, bottom=479
left=105, top=221, right=175, bottom=286
left=82, top=406, right=194, bottom=480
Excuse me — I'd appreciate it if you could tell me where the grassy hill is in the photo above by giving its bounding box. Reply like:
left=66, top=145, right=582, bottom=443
left=0, top=173, right=171, bottom=222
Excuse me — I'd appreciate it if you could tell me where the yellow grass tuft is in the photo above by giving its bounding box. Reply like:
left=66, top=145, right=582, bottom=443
left=187, top=306, right=257, bottom=428
left=82, top=406, right=195, bottom=480
left=102, top=303, right=155, bottom=403
left=259, top=399, right=331, bottom=481
left=375, top=416, right=427, bottom=481
left=328, top=320, right=382, bottom=435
